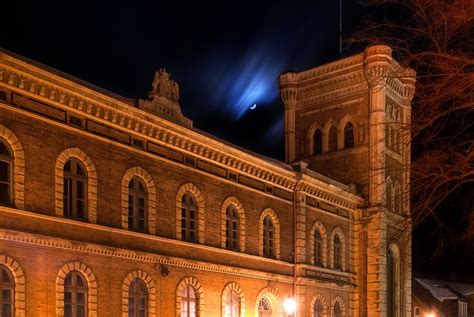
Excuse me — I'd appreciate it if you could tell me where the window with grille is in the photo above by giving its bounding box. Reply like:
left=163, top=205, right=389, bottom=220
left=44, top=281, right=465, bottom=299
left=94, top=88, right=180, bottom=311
left=128, top=278, right=148, bottom=317
left=181, top=285, right=197, bottom=317
left=181, top=192, right=197, bottom=242
left=0, top=265, right=14, bottom=317
left=225, top=206, right=240, bottom=251
left=0, top=140, right=12, bottom=206
left=64, top=271, right=87, bottom=317
left=128, top=177, right=147, bottom=232
left=263, top=216, right=274, bottom=258
left=64, top=159, right=87, bottom=220
left=224, top=290, right=240, bottom=317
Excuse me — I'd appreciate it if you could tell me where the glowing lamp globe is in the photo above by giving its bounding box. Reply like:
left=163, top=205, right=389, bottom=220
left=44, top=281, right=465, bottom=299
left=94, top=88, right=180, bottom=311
left=283, top=298, right=296, bottom=314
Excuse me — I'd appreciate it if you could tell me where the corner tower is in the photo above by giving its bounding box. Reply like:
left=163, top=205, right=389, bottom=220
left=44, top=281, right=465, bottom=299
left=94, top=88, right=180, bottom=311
left=280, top=45, right=416, bottom=316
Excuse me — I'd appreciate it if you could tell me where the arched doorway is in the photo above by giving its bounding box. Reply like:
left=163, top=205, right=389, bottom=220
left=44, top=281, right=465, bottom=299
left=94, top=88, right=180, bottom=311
left=258, top=297, right=272, bottom=317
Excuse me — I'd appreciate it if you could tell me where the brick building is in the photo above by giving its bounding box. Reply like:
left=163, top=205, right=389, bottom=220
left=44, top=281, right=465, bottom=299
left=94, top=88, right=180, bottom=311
left=0, top=45, right=415, bottom=316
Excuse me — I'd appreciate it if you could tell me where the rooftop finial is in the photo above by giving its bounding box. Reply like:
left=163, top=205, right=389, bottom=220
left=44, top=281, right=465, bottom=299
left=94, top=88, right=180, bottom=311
left=149, top=68, right=179, bottom=103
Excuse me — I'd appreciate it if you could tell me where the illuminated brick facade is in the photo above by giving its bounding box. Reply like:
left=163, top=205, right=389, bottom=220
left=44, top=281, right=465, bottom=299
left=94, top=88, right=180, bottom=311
left=0, top=45, right=414, bottom=316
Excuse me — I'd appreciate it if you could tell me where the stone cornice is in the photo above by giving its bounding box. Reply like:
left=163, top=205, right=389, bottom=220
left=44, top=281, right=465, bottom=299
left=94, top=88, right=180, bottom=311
left=281, top=46, right=414, bottom=108
left=0, top=51, right=296, bottom=191
left=296, top=177, right=363, bottom=210
left=0, top=227, right=295, bottom=283
left=0, top=206, right=297, bottom=283
left=0, top=50, right=362, bottom=211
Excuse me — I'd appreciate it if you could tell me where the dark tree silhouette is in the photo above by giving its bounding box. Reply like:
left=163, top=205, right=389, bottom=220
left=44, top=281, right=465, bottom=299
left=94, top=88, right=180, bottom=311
left=351, top=0, right=474, bottom=246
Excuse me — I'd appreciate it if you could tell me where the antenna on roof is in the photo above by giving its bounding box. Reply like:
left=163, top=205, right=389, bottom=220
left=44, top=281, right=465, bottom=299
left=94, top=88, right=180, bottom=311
left=339, top=0, right=343, bottom=55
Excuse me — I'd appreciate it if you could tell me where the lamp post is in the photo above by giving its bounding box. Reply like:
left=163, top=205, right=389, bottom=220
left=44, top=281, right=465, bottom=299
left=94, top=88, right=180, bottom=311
left=283, top=297, right=296, bottom=316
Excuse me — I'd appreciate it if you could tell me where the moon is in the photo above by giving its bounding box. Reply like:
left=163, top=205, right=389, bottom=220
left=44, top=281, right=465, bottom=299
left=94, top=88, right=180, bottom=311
left=250, top=104, right=257, bottom=110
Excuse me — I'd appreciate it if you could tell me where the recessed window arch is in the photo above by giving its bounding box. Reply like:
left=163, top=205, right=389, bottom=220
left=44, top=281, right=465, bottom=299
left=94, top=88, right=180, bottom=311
left=176, top=277, right=204, bottom=317
left=121, top=270, right=156, bottom=317
left=0, top=264, right=14, bottom=317
left=64, top=270, right=88, bottom=317
left=331, top=296, right=345, bottom=317
left=0, top=125, right=25, bottom=209
left=258, top=297, right=271, bottom=315
left=128, top=176, right=147, bottom=232
left=56, top=261, right=98, bottom=317
left=310, top=221, right=328, bottom=267
left=328, top=126, right=338, bottom=152
left=330, top=227, right=346, bottom=271
left=222, top=282, right=245, bottom=317
left=55, top=148, right=97, bottom=223
left=263, top=216, right=274, bottom=258
left=176, top=183, right=205, bottom=244
left=387, top=243, right=401, bottom=317
left=63, top=158, right=88, bottom=220
left=181, top=192, right=197, bottom=243
left=313, top=129, right=323, bottom=155
left=221, top=197, right=246, bottom=252
left=128, top=278, right=147, bottom=317
left=258, top=208, right=280, bottom=259
left=310, top=294, right=327, bottom=317
left=343, top=122, right=354, bottom=148
left=334, top=235, right=342, bottom=271
left=314, top=230, right=323, bottom=267
left=226, top=205, right=240, bottom=251
left=121, top=167, right=157, bottom=235
left=0, top=139, right=13, bottom=206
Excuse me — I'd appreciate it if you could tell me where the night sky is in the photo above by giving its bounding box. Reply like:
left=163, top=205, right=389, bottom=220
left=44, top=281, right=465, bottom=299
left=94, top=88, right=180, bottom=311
left=1, top=0, right=472, bottom=280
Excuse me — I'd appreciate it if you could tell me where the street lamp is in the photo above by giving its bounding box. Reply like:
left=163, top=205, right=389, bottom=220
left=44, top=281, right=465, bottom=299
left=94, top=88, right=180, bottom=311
left=283, top=297, right=296, bottom=316
left=426, top=313, right=435, bottom=317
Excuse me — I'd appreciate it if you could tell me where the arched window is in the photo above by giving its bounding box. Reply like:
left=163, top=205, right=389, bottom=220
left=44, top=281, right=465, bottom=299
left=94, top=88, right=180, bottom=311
left=314, top=230, right=323, bottom=266
left=313, top=129, right=322, bottom=155
left=0, top=265, right=14, bottom=317
left=224, top=289, right=240, bottom=317
left=334, top=302, right=341, bottom=317
left=64, top=271, right=87, bottom=317
left=328, top=126, right=338, bottom=152
left=263, top=216, right=274, bottom=258
left=344, top=122, right=354, bottom=148
left=181, top=284, right=197, bottom=317
left=64, top=159, right=88, bottom=220
left=0, top=140, right=13, bottom=205
left=128, top=278, right=147, bottom=317
left=128, top=176, right=147, bottom=232
left=258, top=297, right=272, bottom=316
left=334, top=235, right=342, bottom=270
left=225, top=205, right=240, bottom=251
left=314, top=299, right=323, bottom=317
left=387, top=246, right=399, bottom=317
left=181, top=192, right=197, bottom=243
